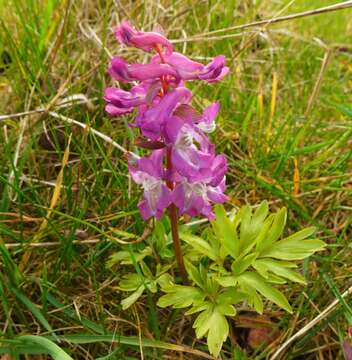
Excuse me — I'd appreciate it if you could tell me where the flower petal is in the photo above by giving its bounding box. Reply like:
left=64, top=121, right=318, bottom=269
left=160, top=52, right=204, bottom=80
left=109, top=57, right=178, bottom=83
left=139, top=87, right=191, bottom=140
left=198, top=55, right=228, bottom=83
left=115, top=20, right=173, bottom=55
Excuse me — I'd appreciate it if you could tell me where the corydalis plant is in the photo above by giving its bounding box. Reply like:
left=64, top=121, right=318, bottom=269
left=105, top=21, right=229, bottom=281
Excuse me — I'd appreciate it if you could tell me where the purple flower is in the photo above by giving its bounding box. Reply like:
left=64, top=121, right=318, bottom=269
left=104, top=82, right=161, bottom=117
left=153, top=52, right=203, bottom=80
left=115, top=21, right=173, bottom=55
left=128, top=150, right=171, bottom=220
left=164, top=116, right=216, bottom=182
left=198, top=55, right=229, bottom=83
left=173, top=177, right=228, bottom=220
left=197, top=102, right=220, bottom=133
left=138, top=87, right=192, bottom=141
left=104, top=86, right=143, bottom=116
left=174, top=102, right=220, bottom=133
left=109, top=57, right=178, bottom=83
left=153, top=52, right=229, bottom=83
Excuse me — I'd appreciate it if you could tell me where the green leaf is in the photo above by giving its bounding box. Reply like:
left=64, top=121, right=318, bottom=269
left=266, top=273, right=287, bottom=284
left=258, top=208, right=287, bottom=251
left=253, top=259, right=306, bottom=284
left=260, top=238, right=326, bottom=260
left=240, top=201, right=269, bottom=255
left=252, top=201, right=269, bottom=229
left=12, top=288, right=57, bottom=339
left=217, top=288, right=248, bottom=306
left=207, top=311, right=229, bottom=357
left=237, top=272, right=292, bottom=313
left=119, top=273, right=142, bottom=291
left=155, top=273, right=173, bottom=290
left=11, top=334, right=212, bottom=358
left=0, top=242, right=22, bottom=285
left=107, top=247, right=152, bottom=266
left=239, top=284, right=263, bottom=314
left=239, top=205, right=252, bottom=247
left=193, top=306, right=213, bottom=338
left=46, top=294, right=105, bottom=334
left=231, top=253, right=257, bottom=276
left=215, top=276, right=238, bottom=287
left=15, top=336, right=73, bottom=359
left=254, top=216, right=274, bottom=250
left=282, top=227, right=316, bottom=242
left=193, top=307, right=229, bottom=357
left=215, top=303, right=236, bottom=316
left=185, top=302, right=211, bottom=315
left=213, top=205, right=239, bottom=258
left=204, top=228, right=220, bottom=256
left=184, top=260, right=203, bottom=288
left=140, top=261, right=154, bottom=279
left=180, top=232, right=216, bottom=260
left=121, top=285, right=145, bottom=310
left=157, top=286, right=205, bottom=308
left=153, top=220, right=167, bottom=253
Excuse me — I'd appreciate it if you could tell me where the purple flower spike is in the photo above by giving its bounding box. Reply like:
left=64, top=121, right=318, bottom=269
left=109, top=57, right=178, bottom=83
left=115, top=21, right=173, bottom=55
left=105, top=20, right=229, bottom=221
left=128, top=151, right=171, bottom=220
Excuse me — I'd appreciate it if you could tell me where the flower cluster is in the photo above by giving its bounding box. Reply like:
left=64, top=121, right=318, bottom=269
left=105, top=21, right=229, bottom=220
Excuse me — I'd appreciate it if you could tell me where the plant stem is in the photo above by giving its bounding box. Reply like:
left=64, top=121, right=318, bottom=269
left=166, top=147, right=187, bottom=284
left=155, top=44, right=187, bottom=284
left=168, top=203, right=187, bottom=283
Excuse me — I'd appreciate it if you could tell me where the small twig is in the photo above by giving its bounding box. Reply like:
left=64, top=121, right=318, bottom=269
left=270, top=285, right=352, bottom=360
left=79, top=22, right=113, bottom=59
left=5, top=239, right=101, bottom=248
left=172, top=1, right=352, bottom=43
left=5, top=224, right=152, bottom=249
left=304, top=50, right=332, bottom=118
left=0, top=94, right=94, bottom=122
left=49, top=111, right=129, bottom=154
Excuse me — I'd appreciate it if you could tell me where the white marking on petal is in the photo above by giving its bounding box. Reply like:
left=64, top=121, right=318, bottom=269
left=197, top=122, right=216, bottom=133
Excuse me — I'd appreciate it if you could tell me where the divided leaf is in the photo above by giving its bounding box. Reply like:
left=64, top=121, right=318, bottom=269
left=213, top=205, right=239, bottom=258
left=180, top=232, right=217, bottom=260
left=260, top=238, right=326, bottom=260
left=193, top=306, right=229, bottom=357
left=253, top=259, right=306, bottom=284
left=108, top=247, right=152, bottom=266
left=257, top=208, right=287, bottom=252
left=121, top=285, right=145, bottom=310
left=157, top=286, right=205, bottom=308
left=231, top=253, right=258, bottom=276
left=237, top=272, right=292, bottom=313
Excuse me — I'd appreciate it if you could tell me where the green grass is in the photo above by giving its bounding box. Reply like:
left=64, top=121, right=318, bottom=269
left=0, top=0, right=351, bottom=358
